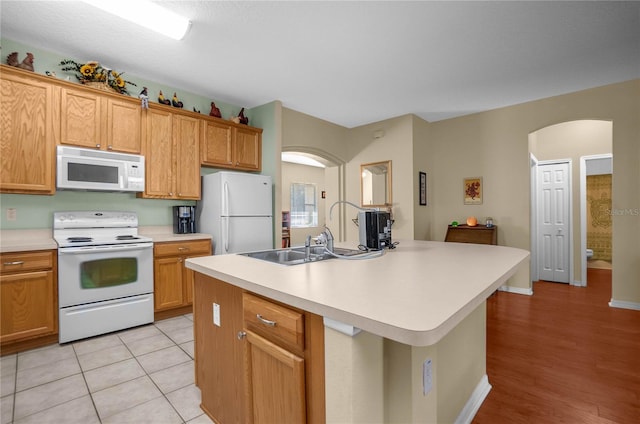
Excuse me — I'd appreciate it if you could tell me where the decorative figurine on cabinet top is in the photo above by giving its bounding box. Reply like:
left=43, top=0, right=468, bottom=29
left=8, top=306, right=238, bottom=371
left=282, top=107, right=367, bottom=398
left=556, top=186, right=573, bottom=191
left=139, top=87, right=149, bottom=109
left=158, top=90, right=171, bottom=105
left=238, top=107, right=249, bottom=125
left=193, top=107, right=201, bottom=113
left=209, top=101, right=222, bottom=118
left=6, top=52, right=34, bottom=71
left=172, top=92, right=183, bottom=108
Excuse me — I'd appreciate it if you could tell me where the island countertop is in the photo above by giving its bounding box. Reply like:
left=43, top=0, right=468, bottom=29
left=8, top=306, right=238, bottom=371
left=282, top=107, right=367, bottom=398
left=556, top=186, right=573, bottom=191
left=186, top=240, right=529, bottom=346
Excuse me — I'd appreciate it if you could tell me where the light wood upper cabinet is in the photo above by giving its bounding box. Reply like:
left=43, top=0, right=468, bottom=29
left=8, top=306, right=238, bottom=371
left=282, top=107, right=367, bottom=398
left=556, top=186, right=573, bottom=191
left=201, top=118, right=262, bottom=171
left=201, top=120, right=233, bottom=167
left=174, top=114, right=201, bottom=199
left=140, top=109, right=200, bottom=199
left=234, top=125, right=262, bottom=171
left=106, top=97, right=143, bottom=153
left=60, top=87, right=101, bottom=149
left=0, top=66, right=56, bottom=194
left=143, top=109, right=174, bottom=197
left=60, top=87, right=142, bottom=153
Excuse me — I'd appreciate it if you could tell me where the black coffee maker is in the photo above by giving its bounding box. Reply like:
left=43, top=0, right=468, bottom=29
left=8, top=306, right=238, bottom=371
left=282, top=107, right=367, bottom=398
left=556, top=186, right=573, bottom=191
left=173, top=206, right=196, bottom=234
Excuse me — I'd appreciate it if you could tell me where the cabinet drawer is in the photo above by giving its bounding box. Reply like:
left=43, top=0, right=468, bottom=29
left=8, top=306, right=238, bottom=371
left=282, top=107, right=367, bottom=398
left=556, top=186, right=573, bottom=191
left=154, top=239, right=211, bottom=257
left=243, top=293, right=304, bottom=352
left=1, top=251, right=54, bottom=273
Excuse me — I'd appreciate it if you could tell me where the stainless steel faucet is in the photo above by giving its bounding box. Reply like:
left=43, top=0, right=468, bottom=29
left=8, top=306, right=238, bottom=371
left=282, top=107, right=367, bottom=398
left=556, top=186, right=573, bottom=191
left=304, top=235, right=312, bottom=261
left=317, top=226, right=334, bottom=253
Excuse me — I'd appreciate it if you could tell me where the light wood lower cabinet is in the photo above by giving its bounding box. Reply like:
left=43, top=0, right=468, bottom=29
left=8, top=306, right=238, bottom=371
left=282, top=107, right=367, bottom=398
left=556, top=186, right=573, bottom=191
left=153, top=240, right=211, bottom=314
left=194, top=273, right=325, bottom=424
left=0, top=250, right=58, bottom=353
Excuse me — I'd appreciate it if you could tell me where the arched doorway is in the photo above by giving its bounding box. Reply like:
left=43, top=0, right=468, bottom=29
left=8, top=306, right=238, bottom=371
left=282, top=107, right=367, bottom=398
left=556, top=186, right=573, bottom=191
left=280, top=148, right=347, bottom=246
left=529, top=120, right=613, bottom=286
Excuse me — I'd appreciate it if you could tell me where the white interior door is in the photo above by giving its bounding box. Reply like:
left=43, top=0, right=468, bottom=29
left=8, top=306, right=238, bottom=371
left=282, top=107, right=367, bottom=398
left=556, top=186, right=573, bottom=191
left=537, top=162, right=571, bottom=283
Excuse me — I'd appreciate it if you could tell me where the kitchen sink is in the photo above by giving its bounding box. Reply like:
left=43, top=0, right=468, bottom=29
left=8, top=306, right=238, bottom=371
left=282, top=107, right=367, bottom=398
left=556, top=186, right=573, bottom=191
left=240, top=245, right=367, bottom=265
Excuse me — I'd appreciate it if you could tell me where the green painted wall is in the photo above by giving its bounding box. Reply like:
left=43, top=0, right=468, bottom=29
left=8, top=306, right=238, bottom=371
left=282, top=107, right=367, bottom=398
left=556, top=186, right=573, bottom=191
left=0, top=38, right=278, bottom=230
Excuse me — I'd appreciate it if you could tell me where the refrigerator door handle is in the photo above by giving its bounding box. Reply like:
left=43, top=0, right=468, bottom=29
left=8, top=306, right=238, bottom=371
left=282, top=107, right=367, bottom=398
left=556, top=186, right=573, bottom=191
left=223, top=181, right=229, bottom=216
left=224, top=217, right=229, bottom=253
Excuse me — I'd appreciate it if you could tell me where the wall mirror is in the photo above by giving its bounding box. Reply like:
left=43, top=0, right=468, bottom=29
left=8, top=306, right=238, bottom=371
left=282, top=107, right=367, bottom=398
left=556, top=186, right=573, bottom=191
left=361, top=160, right=392, bottom=207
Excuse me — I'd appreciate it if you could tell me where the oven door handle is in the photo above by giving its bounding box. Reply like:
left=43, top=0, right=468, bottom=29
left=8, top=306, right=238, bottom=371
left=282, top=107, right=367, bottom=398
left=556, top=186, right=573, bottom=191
left=58, top=242, right=154, bottom=254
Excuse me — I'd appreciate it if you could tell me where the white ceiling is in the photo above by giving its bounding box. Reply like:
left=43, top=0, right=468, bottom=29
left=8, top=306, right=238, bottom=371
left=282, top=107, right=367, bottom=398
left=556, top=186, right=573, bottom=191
left=2, top=1, right=638, bottom=128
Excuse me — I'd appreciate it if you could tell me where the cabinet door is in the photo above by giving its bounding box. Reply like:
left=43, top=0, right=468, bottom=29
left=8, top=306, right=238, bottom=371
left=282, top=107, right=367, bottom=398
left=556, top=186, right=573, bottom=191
left=201, top=120, right=233, bottom=167
left=144, top=109, right=174, bottom=197
left=0, top=72, right=55, bottom=194
left=60, top=88, right=102, bottom=149
left=194, top=274, right=247, bottom=423
left=174, top=115, right=200, bottom=199
left=234, top=127, right=262, bottom=171
left=1, top=271, right=56, bottom=343
left=245, top=330, right=306, bottom=423
left=154, top=257, right=184, bottom=311
left=106, top=98, right=142, bottom=153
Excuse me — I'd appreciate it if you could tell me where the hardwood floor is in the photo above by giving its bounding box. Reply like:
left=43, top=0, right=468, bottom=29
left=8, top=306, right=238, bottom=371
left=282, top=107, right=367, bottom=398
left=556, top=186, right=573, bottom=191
left=473, top=269, right=640, bottom=424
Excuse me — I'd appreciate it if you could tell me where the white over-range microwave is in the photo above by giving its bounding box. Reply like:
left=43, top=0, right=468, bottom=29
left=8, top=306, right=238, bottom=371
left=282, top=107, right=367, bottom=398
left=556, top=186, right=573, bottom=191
left=57, top=146, right=145, bottom=192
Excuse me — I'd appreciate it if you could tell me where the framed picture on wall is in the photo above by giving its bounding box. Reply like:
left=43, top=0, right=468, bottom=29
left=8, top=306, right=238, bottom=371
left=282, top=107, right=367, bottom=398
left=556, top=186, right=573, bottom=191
left=463, top=177, right=482, bottom=205
left=419, top=172, right=427, bottom=206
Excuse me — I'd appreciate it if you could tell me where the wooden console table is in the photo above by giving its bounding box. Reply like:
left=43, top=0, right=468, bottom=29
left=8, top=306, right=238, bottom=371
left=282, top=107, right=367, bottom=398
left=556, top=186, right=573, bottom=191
left=445, top=224, right=497, bottom=245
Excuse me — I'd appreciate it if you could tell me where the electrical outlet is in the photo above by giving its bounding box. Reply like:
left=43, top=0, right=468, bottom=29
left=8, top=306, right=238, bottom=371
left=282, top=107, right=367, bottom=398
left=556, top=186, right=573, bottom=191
left=213, top=303, right=221, bottom=327
left=423, top=358, right=433, bottom=395
left=6, top=208, right=17, bottom=221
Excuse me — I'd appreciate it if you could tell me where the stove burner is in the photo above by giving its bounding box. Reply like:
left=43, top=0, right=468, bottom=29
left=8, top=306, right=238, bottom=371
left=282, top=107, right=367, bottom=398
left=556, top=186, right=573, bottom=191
left=67, top=237, right=93, bottom=242
left=116, top=235, right=139, bottom=240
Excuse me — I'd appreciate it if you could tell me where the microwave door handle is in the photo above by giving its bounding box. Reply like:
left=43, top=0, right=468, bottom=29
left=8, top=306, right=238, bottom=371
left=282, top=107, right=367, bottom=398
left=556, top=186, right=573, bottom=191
left=59, top=243, right=153, bottom=254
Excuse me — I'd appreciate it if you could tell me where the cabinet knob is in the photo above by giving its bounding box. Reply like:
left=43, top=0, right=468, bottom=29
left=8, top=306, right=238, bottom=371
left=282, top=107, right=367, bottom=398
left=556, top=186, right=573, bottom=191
left=237, top=331, right=247, bottom=340
left=169, top=192, right=174, bottom=196
left=107, top=145, right=113, bottom=150
left=96, top=144, right=101, bottom=148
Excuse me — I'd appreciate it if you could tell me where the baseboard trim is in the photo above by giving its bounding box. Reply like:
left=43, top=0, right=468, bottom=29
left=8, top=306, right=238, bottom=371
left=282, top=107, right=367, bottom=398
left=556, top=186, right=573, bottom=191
left=609, top=299, right=640, bottom=311
left=498, top=285, right=533, bottom=296
left=454, top=374, right=492, bottom=424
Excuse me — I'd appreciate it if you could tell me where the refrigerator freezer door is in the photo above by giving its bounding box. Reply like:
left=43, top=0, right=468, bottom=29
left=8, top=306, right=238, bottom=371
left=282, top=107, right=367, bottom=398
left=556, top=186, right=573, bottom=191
left=220, top=172, right=272, bottom=217
left=216, top=216, right=273, bottom=254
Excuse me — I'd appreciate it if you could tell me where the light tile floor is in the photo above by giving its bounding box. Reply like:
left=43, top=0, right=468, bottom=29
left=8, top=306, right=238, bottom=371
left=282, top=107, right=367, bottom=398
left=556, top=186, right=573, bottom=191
left=0, top=314, right=214, bottom=424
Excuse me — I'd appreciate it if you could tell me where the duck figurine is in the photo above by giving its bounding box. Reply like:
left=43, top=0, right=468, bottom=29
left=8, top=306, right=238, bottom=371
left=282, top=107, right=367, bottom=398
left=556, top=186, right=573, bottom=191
left=158, top=90, right=171, bottom=105
left=172, top=92, right=183, bottom=108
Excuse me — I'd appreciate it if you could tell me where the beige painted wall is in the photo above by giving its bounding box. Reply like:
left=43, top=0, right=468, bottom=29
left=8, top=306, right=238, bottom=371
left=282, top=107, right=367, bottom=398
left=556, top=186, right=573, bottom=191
left=428, top=80, right=639, bottom=300
left=282, top=79, right=639, bottom=303
left=412, top=117, right=434, bottom=240
left=346, top=115, right=416, bottom=242
left=530, top=120, right=613, bottom=283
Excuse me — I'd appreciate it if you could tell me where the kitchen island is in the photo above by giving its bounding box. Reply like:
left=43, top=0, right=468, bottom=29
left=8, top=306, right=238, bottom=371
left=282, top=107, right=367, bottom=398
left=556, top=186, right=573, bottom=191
left=186, top=240, right=529, bottom=423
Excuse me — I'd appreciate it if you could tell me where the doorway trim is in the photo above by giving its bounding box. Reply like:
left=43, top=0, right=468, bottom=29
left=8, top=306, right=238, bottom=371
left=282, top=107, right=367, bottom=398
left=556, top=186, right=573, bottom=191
left=531, top=158, right=574, bottom=285
left=579, top=153, right=613, bottom=287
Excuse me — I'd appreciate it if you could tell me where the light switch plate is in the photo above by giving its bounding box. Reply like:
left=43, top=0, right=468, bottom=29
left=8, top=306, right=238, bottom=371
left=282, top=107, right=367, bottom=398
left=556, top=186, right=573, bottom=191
left=213, top=303, right=221, bottom=327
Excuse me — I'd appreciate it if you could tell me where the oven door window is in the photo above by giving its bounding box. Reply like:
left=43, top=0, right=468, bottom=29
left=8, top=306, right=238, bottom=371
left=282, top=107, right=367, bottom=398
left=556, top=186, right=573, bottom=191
left=80, top=258, right=138, bottom=289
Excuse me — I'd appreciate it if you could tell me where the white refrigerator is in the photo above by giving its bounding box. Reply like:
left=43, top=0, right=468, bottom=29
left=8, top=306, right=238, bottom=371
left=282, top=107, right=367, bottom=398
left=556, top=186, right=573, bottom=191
left=197, top=172, right=273, bottom=255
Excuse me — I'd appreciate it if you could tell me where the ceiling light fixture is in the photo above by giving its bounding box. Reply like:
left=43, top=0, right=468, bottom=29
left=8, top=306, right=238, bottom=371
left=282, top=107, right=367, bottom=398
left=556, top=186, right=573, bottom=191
left=82, top=0, right=191, bottom=40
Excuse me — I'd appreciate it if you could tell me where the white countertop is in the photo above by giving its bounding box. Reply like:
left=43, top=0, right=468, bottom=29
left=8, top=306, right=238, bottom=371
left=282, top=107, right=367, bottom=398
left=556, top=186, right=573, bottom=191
left=0, top=226, right=211, bottom=253
left=186, top=240, right=529, bottom=346
left=0, top=229, right=58, bottom=253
